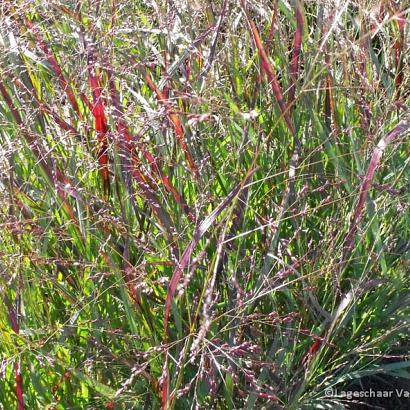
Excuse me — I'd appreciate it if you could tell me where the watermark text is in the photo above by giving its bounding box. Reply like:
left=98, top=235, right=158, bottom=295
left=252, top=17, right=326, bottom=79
left=325, top=387, right=410, bottom=400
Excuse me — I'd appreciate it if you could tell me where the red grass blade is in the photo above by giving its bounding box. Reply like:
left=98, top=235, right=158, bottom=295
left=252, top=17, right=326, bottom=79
left=341, top=116, right=410, bottom=268
left=323, top=54, right=339, bottom=134
left=3, top=296, right=24, bottom=410
left=107, top=73, right=195, bottom=221
left=143, top=72, right=200, bottom=178
left=84, top=43, right=110, bottom=198
left=83, top=59, right=179, bottom=257
left=288, top=1, right=304, bottom=108
left=25, top=18, right=82, bottom=119
left=242, top=5, right=295, bottom=135
left=80, top=92, right=94, bottom=112
left=393, top=13, right=405, bottom=100
left=52, top=3, right=82, bottom=22
left=265, top=4, right=279, bottom=55
left=15, top=359, right=24, bottom=410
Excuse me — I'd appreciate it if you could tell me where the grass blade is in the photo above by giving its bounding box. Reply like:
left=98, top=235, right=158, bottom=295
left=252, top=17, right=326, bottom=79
left=242, top=2, right=295, bottom=135
left=143, top=72, right=200, bottom=178
left=341, top=115, right=410, bottom=272
left=287, top=0, right=304, bottom=107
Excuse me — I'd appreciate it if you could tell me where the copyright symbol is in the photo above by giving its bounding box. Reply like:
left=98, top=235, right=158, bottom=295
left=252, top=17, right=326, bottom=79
left=325, top=387, right=333, bottom=397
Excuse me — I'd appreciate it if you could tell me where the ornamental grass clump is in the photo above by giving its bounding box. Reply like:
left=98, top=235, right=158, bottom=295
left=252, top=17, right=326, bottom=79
left=0, top=1, right=409, bottom=409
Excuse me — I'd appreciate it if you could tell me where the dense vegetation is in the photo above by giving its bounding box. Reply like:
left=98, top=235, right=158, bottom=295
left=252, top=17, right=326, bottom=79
left=0, top=1, right=409, bottom=409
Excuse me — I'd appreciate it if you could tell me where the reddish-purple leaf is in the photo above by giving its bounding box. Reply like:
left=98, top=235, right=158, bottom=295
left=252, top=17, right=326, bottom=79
left=144, top=72, right=200, bottom=178
left=393, top=14, right=405, bottom=99
left=342, top=116, right=410, bottom=265
left=3, top=296, right=24, bottom=410
left=107, top=72, right=195, bottom=221
left=266, top=5, right=279, bottom=55
left=288, top=1, right=304, bottom=107
left=242, top=6, right=295, bottom=135
left=83, top=40, right=110, bottom=198
left=25, top=18, right=82, bottom=119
